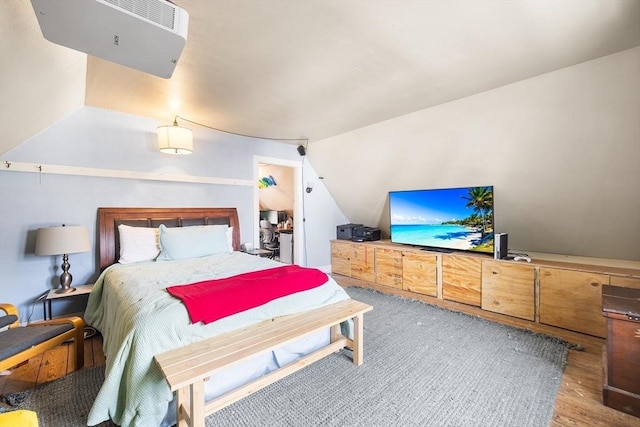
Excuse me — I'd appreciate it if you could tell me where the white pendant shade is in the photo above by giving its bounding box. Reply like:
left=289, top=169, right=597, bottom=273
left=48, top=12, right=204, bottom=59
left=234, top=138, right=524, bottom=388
left=157, top=124, right=193, bottom=154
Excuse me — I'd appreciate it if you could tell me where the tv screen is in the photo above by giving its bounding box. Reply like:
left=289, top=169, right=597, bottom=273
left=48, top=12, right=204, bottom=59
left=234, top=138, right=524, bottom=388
left=389, top=186, right=494, bottom=254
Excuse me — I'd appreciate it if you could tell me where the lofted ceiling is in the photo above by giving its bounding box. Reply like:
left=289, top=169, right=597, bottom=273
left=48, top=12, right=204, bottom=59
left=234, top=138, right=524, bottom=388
left=85, top=0, right=640, bottom=142
left=2, top=0, right=639, bottom=154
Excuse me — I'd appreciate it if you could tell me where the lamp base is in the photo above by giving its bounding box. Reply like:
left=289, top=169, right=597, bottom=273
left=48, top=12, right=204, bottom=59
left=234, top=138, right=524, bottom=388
left=57, top=255, right=75, bottom=294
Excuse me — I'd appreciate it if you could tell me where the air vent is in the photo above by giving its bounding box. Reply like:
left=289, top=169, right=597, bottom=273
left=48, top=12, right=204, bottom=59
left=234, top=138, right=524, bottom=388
left=31, top=0, right=189, bottom=78
left=103, top=0, right=176, bottom=30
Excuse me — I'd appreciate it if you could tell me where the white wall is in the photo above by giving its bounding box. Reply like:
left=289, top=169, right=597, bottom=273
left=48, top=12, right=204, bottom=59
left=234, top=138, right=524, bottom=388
left=0, top=107, right=346, bottom=320
left=258, top=164, right=294, bottom=214
left=310, top=47, right=640, bottom=261
left=301, top=161, right=349, bottom=268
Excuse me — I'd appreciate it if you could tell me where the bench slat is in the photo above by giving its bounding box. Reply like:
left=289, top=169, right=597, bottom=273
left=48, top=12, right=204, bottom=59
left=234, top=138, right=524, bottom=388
left=155, top=298, right=372, bottom=427
left=158, top=299, right=369, bottom=369
left=158, top=305, right=337, bottom=369
left=157, top=299, right=371, bottom=389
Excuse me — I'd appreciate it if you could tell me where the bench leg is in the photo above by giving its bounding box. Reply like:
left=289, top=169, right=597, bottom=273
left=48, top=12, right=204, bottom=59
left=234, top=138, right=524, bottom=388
left=190, top=381, right=205, bottom=427
left=352, top=313, right=364, bottom=366
left=176, top=386, right=188, bottom=427
left=176, top=381, right=205, bottom=427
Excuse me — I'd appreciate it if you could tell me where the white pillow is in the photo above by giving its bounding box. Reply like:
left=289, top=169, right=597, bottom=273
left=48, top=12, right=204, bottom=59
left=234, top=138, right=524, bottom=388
left=226, top=226, right=234, bottom=253
left=118, top=224, right=160, bottom=264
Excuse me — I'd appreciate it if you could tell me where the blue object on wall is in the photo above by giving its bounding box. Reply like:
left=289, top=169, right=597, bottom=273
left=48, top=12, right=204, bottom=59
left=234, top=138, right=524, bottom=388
left=258, top=175, right=277, bottom=188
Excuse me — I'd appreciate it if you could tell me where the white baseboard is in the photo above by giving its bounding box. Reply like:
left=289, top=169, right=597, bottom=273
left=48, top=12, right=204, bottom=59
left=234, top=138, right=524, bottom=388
left=316, top=264, right=332, bottom=273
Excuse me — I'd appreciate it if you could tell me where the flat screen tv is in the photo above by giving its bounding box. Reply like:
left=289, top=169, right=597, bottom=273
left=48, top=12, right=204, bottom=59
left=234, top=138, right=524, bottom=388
left=389, top=186, right=494, bottom=254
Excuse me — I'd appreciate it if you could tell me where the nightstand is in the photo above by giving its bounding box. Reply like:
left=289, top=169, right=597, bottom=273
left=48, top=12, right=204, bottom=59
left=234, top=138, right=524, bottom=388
left=242, top=248, right=272, bottom=257
left=43, top=284, right=94, bottom=320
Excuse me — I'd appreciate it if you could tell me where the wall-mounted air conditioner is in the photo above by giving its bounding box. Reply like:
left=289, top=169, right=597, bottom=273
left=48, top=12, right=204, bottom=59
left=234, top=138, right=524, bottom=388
left=30, top=0, right=189, bottom=79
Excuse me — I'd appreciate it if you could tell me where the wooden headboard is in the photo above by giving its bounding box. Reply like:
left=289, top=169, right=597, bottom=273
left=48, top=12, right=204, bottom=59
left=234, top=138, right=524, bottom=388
left=97, top=207, right=241, bottom=271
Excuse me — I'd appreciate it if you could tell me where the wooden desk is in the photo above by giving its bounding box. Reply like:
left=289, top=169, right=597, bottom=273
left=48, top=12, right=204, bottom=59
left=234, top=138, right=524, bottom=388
left=602, top=285, right=640, bottom=418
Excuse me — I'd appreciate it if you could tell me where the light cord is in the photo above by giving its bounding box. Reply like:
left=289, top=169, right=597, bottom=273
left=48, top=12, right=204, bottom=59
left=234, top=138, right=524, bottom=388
left=174, top=115, right=308, bottom=145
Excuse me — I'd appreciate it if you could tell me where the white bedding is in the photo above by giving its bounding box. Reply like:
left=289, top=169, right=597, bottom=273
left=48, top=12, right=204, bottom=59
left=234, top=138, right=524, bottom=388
left=84, top=252, right=350, bottom=427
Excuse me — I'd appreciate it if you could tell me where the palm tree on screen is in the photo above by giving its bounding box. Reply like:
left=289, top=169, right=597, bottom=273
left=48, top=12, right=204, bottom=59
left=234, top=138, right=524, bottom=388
left=462, top=187, right=493, bottom=236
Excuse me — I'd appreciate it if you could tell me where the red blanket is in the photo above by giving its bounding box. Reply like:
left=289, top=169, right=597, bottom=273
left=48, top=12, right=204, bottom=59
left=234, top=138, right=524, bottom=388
left=166, top=265, right=329, bottom=324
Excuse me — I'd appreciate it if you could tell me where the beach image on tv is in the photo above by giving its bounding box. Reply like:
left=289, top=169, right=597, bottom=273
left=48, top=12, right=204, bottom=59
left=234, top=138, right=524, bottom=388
left=389, top=186, right=494, bottom=253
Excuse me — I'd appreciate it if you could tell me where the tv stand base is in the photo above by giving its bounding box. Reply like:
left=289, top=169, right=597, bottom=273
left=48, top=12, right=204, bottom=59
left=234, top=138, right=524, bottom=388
left=421, top=247, right=453, bottom=253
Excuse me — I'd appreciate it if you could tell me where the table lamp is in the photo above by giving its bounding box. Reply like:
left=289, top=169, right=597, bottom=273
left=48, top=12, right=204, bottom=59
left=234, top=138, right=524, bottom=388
left=35, top=225, right=91, bottom=294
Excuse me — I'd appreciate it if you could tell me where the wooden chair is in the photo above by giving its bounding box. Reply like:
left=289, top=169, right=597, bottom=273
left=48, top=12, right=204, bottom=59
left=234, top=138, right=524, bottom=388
left=0, top=303, right=85, bottom=372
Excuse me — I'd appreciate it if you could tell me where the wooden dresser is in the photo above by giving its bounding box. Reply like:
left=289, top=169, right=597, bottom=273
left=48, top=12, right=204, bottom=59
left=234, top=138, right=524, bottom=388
left=332, top=239, right=640, bottom=338
left=602, top=285, right=640, bottom=418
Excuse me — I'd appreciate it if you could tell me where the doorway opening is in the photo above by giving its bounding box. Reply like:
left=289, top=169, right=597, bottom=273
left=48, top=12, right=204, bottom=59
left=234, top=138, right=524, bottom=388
left=253, top=156, right=303, bottom=265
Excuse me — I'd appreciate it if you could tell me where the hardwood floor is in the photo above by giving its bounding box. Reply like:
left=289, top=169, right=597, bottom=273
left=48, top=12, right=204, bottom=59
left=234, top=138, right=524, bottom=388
left=1, top=279, right=638, bottom=426
left=0, top=332, right=104, bottom=396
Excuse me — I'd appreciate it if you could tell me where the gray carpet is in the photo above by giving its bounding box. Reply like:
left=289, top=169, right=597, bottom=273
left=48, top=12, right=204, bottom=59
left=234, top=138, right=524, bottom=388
left=2, top=287, right=568, bottom=426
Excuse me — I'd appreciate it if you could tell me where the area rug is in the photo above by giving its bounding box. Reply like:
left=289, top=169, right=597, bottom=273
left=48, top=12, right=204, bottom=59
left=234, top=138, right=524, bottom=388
left=1, top=287, right=568, bottom=427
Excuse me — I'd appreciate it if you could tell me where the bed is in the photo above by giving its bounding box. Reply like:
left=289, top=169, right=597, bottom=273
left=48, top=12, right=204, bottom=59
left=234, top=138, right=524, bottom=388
left=85, top=207, right=352, bottom=427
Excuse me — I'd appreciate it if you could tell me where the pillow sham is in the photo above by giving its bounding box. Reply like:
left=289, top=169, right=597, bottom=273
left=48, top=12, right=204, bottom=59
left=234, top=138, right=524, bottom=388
left=118, top=224, right=160, bottom=264
left=226, top=226, right=234, bottom=253
left=159, top=224, right=231, bottom=261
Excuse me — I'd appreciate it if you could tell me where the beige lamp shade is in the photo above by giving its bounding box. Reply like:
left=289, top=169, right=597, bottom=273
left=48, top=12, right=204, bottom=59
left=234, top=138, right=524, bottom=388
left=35, top=225, right=91, bottom=256
left=157, top=122, right=193, bottom=154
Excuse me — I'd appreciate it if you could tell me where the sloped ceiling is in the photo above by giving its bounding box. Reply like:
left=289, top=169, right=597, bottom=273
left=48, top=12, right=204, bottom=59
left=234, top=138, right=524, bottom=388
left=1, top=0, right=639, bottom=155
left=0, top=0, right=86, bottom=155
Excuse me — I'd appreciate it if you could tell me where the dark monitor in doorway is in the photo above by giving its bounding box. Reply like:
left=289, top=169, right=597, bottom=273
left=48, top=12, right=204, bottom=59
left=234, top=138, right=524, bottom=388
left=260, top=210, right=287, bottom=225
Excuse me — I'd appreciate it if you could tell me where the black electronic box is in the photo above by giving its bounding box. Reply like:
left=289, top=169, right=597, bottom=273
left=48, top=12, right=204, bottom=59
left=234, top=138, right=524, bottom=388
left=352, top=226, right=381, bottom=242
left=336, top=223, right=362, bottom=240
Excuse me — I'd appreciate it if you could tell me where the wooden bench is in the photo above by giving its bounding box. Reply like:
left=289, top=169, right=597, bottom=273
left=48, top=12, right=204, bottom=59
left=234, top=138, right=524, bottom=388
left=154, top=299, right=372, bottom=427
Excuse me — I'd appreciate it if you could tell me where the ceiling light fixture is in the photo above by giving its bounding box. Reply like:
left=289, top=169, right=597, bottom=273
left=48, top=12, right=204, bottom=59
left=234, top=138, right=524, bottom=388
left=157, top=116, right=193, bottom=155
